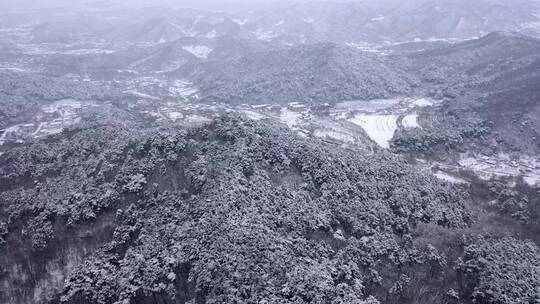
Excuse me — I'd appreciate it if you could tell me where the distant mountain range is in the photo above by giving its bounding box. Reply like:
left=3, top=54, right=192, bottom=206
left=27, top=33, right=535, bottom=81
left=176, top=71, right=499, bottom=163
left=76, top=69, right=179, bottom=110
left=14, top=0, right=540, bottom=45
left=241, top=0, right=540, bottom=43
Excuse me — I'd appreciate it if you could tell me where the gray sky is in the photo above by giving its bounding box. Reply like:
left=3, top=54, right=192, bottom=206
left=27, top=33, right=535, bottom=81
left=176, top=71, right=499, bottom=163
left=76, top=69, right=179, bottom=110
left=0, top=0, right=304, bottom=10
left=2, top=0, right=539, bottom=12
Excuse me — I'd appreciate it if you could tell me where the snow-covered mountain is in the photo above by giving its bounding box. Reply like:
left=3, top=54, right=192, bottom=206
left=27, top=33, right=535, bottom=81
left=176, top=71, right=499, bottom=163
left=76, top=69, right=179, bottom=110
left=239, top=0, right=540, bottom=44
left=13, top=0, right=540, bottom=45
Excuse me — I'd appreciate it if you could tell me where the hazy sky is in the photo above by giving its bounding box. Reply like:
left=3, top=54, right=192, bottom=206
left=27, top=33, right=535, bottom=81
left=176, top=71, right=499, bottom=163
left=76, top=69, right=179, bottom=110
left=0, top=0, right=303, bottom=10
left=2, top=0, right=539, bottom=12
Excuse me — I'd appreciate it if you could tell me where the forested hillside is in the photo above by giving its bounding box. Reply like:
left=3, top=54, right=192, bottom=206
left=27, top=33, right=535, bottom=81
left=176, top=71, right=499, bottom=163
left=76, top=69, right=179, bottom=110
left=1, top=116, right=537, bottom=304
left=192, top=43, right=417, bottom=104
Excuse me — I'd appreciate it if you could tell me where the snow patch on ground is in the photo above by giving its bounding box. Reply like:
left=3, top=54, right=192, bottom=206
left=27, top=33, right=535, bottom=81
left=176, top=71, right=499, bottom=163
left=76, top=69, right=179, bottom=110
left=42, top=99, right=83, bottom=113
left=458, top=153, right=540, bottom=186
left=336, top=98, right=402, bottom=113
left=183, top=29, right=198, bottom=37
left=1, top=99, right=94, bottom=146
left=433, top=171, right=469, bottom=184
left=0, top=67, right=29, bottom=72
left=167, top=112, right=184, bottom=122
left=201, top=29, right=217, bottom=39
left=182, top=45, right=212, bottom=59
left=60, top=49, right=115, bottom=55
left=524, top=175, right=540, bottom=187
left=313, top=130, right=356, bottom=144
left=254, top=29, right=278, bottom=41
left=0, top=124, right=33, bottom=145
left=402, top=113, right=420, bottom=128
left=370, top=15, right=386, bottom=22
left=521, top=15, right=540, bottom=32
left=186, top=115, right=212, bottom=124
left=37, top=123, right=65, bottom=136
left=242, top=110, right=265, bottom=120
left=233, top=19, right=249, bottom=25
left=125, top=90, right=160, bottom=100
left=279, top=108, right=302, bottom=127
left=345, top=42, right=382, bottom=53
left=348, top=114, right=398, bottom=148
left=412, top=98, right=434, bottom=107
left=169, top=80, right=198, bottom=98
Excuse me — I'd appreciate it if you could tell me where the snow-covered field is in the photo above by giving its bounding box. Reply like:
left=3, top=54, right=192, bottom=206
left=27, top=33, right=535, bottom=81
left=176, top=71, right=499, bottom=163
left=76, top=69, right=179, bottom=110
left=0, top=99, right=97, bottom=146
left=168, top=80, right=198, bottom=98
left=348, top=115, right=398, bottom=148
left=279, top=108, right=302, bottom=127
left=313, top=130, right=356, bottom=144
left=167, top=112, right=184, bottom=122
left=425, top=152, right=540, bottom=187
left=329, top=98, right=538, bottom=187
left=433, top=171, right=469, bottom=184
left=458, top=153, right=540, bottom=186
left=334, top=97, right=436, bottom=147
left=411, top=98, right=434, bottom=107
left=0, top=124, right=33, bottom=145
left=402, top=113, right=420, bottom=128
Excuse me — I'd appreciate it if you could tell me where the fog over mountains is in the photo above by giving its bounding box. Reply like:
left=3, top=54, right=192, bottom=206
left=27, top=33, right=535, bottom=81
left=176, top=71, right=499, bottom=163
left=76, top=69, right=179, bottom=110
left=1, top=1, right=540, bottom=304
